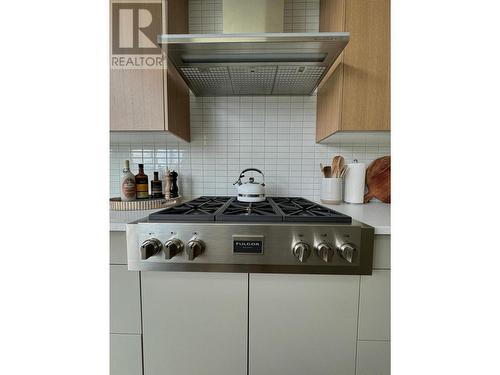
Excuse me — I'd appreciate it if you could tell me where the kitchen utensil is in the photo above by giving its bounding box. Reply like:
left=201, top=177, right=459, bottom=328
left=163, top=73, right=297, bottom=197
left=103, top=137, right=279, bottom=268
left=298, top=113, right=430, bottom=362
left=320, top=178, right=343, bottom=204
left=338, top=156, right=345, bottom=177
left=364, top=156, right=390, bottom=203
left=331, top=155, right=345, bottom=178
left=331, top=155, right=339, bottom=176
left=233, top=168, right=266, bottom=202
left=323, top=166, right=332, bottom=178
left=344, top=160, right=366, bottom=204
left=339, top=165, right=348, bottom=178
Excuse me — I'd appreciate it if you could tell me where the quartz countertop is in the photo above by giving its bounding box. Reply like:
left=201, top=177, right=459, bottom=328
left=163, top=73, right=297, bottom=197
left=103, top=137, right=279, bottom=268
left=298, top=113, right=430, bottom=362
left=316, top=201, right=390, bottom=235
left=110, top=208, right=164, bottom=231
left=110, top=200, right=390, bottom=235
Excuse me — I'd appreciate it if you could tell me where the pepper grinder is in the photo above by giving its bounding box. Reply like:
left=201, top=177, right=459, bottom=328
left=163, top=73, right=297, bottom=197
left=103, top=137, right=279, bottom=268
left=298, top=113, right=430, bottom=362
left=169, top=170, right=179, bottom=198
left=163, top=168, right=172, bottom=199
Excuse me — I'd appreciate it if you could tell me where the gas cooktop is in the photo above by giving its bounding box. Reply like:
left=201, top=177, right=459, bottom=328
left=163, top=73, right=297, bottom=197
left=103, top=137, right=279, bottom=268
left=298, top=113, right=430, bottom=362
left=127, top=196, right=374, bottom=275
left=149, top=196, right=352, bottom=223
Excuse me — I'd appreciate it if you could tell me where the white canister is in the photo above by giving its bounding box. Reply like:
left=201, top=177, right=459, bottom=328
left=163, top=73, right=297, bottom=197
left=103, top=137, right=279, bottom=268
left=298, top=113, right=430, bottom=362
left=344, top=161, right=366, bottom=204
left=320, top=178, right=343, bottom=204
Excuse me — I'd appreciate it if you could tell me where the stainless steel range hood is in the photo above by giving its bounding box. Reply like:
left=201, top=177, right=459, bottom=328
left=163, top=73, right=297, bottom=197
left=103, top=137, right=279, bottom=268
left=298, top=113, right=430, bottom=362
left=158, top=32, right=349, bottom=96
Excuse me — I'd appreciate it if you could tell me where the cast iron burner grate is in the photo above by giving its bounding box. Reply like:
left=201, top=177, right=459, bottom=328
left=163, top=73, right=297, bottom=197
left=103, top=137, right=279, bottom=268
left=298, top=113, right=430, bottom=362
left=270, top=197, right=352, bottom=223
left=149, top=196, right=232, bottom=222
left=148, top=196, right=352, bottom=223
left=217, top=199, right=282, bottom=222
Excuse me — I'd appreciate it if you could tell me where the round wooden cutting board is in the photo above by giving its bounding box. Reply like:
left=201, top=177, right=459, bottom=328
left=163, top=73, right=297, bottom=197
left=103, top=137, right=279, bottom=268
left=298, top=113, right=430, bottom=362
left=364, top=156, right=391, bottom=203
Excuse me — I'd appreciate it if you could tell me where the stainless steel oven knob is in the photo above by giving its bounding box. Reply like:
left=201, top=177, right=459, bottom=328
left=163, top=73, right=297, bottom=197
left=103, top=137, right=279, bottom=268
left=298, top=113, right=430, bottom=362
left=338, top=243, right=356, bottom=263
left=140, top=238, right=163, bottom=260
left=316, top=242, right=334, bottom=263
left=292, top=242, right=311, bottom=263
left=186, top=239, right=205, bottom=261
left=164, top=239, right=184, bottom=259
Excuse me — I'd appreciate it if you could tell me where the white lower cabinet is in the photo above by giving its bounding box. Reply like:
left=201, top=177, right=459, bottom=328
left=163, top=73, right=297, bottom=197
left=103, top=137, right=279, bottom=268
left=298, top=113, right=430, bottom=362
left=110, top=265, right=141, bottom=334
left=356, top=341, right=390, bottom=375
left=110, top=334, right=142, bottom=375
left=358, top=270, right=391, bottom=341
left=249, top=274, right=360, bottom=375
left=141, top=272, right=248, bottom=375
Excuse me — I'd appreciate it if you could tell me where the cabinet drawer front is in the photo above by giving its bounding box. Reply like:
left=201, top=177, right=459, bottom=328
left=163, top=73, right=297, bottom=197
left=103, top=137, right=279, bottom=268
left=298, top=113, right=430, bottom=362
left=110, top=265, right=141, bottom=334
left=373, top=235, right=390, bottom=269
left=249, top=274, right=359, bottom=375
left=110, top=231, right=127, bottom=265
left=142, top=272, right=248, bottom=375
left=110, top=334, right=142, bottom=375
left=358, top=270, right=390, bottom=340
left=356, top=341, right=390, bottom=375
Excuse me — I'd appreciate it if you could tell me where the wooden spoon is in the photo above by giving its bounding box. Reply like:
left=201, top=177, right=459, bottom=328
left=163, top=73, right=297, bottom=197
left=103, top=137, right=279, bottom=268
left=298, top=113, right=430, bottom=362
left=331, top=156, right=340, bottom=177
left=332, top=155, right=345, bottom=177
left=337, top=156, right=345, bottom=177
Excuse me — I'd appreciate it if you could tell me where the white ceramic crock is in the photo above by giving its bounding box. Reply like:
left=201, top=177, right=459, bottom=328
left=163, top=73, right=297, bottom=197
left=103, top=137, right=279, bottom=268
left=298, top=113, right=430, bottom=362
left=320, top=178, right=343, bottom=204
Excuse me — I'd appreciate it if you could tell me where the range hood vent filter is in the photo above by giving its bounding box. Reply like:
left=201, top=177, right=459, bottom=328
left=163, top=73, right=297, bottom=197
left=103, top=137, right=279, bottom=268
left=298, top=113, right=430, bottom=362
left=160, top=33, right=349, bottom=96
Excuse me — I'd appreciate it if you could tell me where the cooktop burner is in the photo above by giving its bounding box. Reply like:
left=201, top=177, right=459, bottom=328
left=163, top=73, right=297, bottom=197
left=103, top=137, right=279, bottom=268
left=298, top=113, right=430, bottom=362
left=272, top=197, right=352, bottom=223
left=148, top=196, right=232, bottom=222
left=217, top=199, right=282, bottom=222
left=149, top=196, right=351, bottom=224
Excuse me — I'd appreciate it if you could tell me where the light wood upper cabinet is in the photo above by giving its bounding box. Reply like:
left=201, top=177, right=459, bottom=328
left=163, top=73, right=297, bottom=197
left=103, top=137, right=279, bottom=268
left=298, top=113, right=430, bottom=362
left=110, top=0, right=190, bottom=141
left=317, top=0, right=390, bottom=142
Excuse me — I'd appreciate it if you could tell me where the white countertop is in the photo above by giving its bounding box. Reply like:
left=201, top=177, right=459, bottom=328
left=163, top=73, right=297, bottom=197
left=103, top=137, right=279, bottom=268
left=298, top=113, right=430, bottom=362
left=316, top=201, right=390, bottom=235
left=110, top=208, right=163, bottom=231
left=111, top=201, right=390, bottom=235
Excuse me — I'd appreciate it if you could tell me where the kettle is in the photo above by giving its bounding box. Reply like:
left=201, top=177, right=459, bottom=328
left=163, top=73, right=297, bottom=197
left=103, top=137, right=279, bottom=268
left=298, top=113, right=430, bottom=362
left=233, top=168, right=266, bottom=202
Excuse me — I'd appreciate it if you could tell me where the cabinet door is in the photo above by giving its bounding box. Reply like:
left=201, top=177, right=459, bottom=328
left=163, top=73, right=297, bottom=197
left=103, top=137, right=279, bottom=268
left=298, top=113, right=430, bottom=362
left=110, top=231, right=127, bottom=265
left=141, top=272, right=248, bottom=375
left=249, top=274, right=360, bottom=375
left=373, top=235, right=390, bottom=270
left=358, top=270, right=390, bottom=340
left=110, top=69, right=165, bottom=131
left=110, top=265, right=141, bottom=334
left=342, top=0, right=390, bottom=131
left=110, top=334, right=142, bottom=375
left=356, top=341, right=390, bottom=375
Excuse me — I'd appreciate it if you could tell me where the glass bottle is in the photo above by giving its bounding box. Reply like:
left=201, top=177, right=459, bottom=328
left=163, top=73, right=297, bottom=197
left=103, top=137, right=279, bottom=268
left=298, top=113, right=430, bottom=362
left=151, top=172, right=163, bottom=198
left=120, top=160, right=136, bottom=201
left=135, top=164, right=149, bottom=199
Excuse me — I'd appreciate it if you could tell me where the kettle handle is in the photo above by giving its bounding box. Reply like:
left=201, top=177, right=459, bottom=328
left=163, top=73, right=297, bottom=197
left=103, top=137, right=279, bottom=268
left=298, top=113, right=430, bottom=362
left=234, top=168, right=265, bottom=186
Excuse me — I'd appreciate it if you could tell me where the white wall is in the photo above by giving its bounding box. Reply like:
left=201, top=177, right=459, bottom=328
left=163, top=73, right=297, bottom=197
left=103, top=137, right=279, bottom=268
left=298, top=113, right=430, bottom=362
left=109, top=0, right=391, bottom=201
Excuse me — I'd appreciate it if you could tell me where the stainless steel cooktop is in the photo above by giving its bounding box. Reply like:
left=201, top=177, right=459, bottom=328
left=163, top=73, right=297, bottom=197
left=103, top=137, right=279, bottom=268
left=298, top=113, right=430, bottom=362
left=126, top=196, right=374, bottom=275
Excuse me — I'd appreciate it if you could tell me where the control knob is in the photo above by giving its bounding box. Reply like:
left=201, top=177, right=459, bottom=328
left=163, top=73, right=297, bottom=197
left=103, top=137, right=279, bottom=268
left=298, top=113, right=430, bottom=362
left=292, top=242, right=311, bottom=263
left=186, top=239, right=205, bottom=260
left=140, top=238, right=162, bottom=260
left=163, top=238, right=184, bottom=259
left=338, top=243, right=356, bottom=263
left=315, top=242, right=334, bottom=263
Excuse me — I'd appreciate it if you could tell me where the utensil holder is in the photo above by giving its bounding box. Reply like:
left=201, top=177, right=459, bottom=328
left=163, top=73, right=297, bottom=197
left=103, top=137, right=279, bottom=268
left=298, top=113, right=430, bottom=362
left=320, top=178, right=343, bottom=204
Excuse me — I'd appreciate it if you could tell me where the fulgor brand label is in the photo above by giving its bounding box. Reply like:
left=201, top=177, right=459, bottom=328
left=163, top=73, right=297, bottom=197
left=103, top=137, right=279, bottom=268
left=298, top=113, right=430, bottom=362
left=233, top=236, right=264, bottom=254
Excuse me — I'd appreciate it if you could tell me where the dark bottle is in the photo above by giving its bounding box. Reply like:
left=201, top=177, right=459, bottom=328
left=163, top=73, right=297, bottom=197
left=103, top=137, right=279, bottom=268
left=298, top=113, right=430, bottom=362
left=135, top=164, right=149, bottom=199
left=169, top=170, right=179, bottom=198
left=151, top=172, right=163, bottom=198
